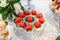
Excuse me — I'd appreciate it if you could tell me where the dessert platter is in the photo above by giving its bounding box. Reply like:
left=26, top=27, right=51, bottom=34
left=14, top=10, right=45, bottom=31
left=13, top=10, right=46, bottom=40
left=0, top=0, right=59, bottom=40
left=0, top=20, right=11, bottom=40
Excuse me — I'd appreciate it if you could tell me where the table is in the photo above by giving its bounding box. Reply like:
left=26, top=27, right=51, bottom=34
left=0, top=0, right=59, bottom=40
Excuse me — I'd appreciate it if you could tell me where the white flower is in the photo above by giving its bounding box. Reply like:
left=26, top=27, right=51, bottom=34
left=13, top=3, right=21, bottom=11
left=0, top=0, right=7, bottom=7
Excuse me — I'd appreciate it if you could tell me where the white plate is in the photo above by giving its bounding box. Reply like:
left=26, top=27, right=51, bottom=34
left=13, top=20, right=47, bottom=40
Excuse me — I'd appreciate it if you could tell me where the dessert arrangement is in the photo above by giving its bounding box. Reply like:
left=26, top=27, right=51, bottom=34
left=0, top=0, right=59, bottom=40
left=0, top=0, right=24, bottom=20
left=14, top=10, right=45, bottom=32
left=50, top=0, right=60, bottom=15
left=0, top=20, right=9, bottom=40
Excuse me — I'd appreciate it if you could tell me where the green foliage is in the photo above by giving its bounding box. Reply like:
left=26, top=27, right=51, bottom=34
left=0, top=7, right=5, bottom=13
left=0, top=0, right=24, bottom=20
left=2, top=10, right=8, bottom=20
left=56, top=36, right=60, bottom=40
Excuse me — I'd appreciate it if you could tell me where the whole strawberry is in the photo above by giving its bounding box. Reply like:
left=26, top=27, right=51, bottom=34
left=56, top=2, right=60, bottom=4
left=32, top=10, right=36, bottom=15
left=25, top=24, right=32, bottom=31
left=38, top=17, right=44, bottom=24
left=17, top=21, right=25, bottom=28
left=24, top=10, right=30, bottom=15
left=19, top=13, right=25, bottom=18
left=34, top=22, right=41, bottom=28
left=15, top=17, right=22, bottom=23
left=26, top=16, right=34, bottom=22
left=37, top=13, right=43, bottom=18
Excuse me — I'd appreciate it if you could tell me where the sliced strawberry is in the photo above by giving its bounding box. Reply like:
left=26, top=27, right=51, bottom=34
left=25, top=24, right=32, bottom=31
left=24, top=10, right=30, bottom=15
left=32, top=10, right=36, bottom=15
left=37, top=13, right=43, bottom=18
left=26, top=16, right=34, bottom=22
left=17, top=21, right=25, bottom=28
left=19, top=13, right=25, bottom=18
left=15, top=17, right=22, bottom=23
left=34, top=22, right=41, bottom=28
left=38, top=17, right=44, bottom=24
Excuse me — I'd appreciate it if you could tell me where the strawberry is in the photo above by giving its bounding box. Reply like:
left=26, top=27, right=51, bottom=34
left=37, top=13, right=43, bottom=18
left=56, top=2, right=60, bottom=4
left=19, top=13, right=25, bottom=18
left=34, top=22, right=41, bottom=28
left=25, top=24, right=32, bottom=31
left=38, top=17, right=44, bottom=24
left=57, top=4, right=60, bottom=9
left=32, top=10, right=36, bottom=15
left=24, top=10, right=30, bottom=15
left=15, top=17, right=22, bottom=23
left=26, top=16, right=34, bottom=22
left=17, top=21, right=25, bottom=28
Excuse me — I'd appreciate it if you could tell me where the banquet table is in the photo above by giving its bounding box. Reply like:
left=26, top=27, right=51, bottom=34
left=0, top=0, right=59, bottom=40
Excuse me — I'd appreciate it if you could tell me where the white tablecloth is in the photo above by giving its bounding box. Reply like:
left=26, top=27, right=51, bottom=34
left=0, top=0, right=59, bottom=40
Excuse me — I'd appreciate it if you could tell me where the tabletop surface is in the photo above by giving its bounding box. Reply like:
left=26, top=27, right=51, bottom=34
left=0, top=0, right=59, bottom=40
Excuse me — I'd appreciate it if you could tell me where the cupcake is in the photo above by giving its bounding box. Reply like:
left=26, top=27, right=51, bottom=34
left=0, top=20, right=9, bottom=40
left=50, top=0, right=60, bottom=15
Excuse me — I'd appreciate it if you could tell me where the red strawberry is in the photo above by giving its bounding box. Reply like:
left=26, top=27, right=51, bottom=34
left=37, top=13, right=43, bottom=18
left=26, top=16, right=34, bottom=22
left=34, top=22, right=41, bottom=28
left=57, top=4, right=60, bottom=9
left=17, top=21, right=25, bottom=28
left=38, top=17, right=44, bottom=24
left=19, top=13, right=25, bottom=18
left=56, top=2, right=60, bottom=4
left=15, top=17, right=22, bottom=23
left=25, top=24, right=32, bottom=31
left=32, top=10, right=36, bottom=15
left=24, top=10, right=30, bottom=15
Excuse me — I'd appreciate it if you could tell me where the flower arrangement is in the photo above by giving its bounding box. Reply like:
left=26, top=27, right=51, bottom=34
left=0, top=0, right=24, bottom=20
